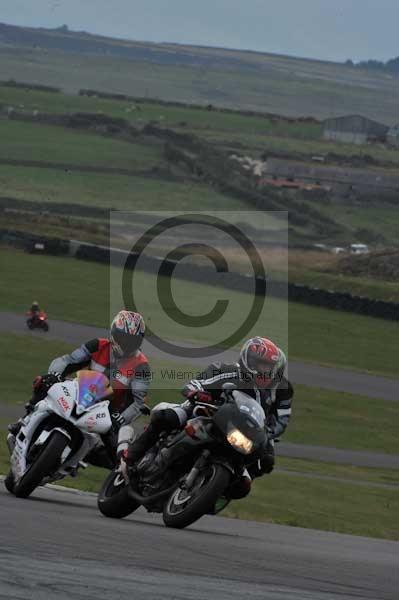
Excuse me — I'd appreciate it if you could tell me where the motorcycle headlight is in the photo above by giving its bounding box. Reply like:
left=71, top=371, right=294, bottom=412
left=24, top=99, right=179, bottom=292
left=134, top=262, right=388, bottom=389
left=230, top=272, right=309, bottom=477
left=227, top=429, right=253, bottom=454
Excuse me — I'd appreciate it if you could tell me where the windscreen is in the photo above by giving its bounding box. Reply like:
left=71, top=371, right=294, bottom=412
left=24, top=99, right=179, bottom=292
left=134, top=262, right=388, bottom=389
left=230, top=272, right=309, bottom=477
left=232, top=391, right=265, bottom=428
left=77, top=370, right=112, bottom=413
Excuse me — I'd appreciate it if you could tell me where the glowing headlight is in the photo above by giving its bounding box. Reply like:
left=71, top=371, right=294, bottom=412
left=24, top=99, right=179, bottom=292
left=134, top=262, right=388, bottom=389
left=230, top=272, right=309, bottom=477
left=227, top=429, right=253, bottom=454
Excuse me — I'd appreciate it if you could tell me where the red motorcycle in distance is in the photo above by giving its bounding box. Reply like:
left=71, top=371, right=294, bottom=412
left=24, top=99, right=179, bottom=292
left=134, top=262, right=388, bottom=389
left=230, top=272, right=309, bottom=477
left=26, top=311, right=49, bottom=332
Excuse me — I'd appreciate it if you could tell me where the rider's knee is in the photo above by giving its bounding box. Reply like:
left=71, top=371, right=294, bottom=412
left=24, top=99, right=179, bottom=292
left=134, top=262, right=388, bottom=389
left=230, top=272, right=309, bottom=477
left=151, top=408, right=181, bottom=433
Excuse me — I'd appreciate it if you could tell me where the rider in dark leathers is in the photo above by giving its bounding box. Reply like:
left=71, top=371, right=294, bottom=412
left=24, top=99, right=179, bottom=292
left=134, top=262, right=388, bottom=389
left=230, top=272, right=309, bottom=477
left=123, top=336, right=293, bottom=498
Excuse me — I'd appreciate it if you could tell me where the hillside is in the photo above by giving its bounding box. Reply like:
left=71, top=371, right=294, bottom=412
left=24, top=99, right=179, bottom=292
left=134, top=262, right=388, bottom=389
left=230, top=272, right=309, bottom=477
left=2, top=81, right=399, bottom=251
left=2, top=22, right=399, bottom=122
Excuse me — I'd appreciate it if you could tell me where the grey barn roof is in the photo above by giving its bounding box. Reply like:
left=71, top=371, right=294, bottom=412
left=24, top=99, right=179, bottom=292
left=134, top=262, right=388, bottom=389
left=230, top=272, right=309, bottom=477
left=323, top=114, right=389, bottom=134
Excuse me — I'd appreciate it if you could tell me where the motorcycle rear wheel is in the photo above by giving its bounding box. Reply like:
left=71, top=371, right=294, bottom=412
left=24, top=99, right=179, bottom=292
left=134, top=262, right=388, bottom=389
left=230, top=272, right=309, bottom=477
left=163, top=463, right=230, bottom=529
left=97, top=469, right=140, bottom=519
left=13, top=431, right=69, bottom=499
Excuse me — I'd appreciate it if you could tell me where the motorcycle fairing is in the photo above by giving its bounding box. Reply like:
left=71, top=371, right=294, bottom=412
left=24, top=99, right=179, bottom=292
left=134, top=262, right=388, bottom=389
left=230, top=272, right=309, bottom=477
left=45, top=377, right=112, bottom=434
left=10, top=403, right=63, bottom=483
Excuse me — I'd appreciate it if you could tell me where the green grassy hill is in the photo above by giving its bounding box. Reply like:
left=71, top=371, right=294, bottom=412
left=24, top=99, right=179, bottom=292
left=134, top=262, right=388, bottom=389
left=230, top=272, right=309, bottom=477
left=2, top=82, right=399, bottom=297
left=2, top=22, right=399, bottom=123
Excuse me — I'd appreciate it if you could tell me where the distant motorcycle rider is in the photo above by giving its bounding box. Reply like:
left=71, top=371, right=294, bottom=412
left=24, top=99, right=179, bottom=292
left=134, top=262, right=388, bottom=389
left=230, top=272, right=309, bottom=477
left=124, top=336, right=293, bottom=498
left=29, top=301, right=41, bottom=316
left=8, top=311, right=151, bottom=467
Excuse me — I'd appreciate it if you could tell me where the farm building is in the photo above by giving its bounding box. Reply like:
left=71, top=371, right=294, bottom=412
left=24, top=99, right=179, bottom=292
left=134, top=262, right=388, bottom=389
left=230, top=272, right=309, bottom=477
left=387, top=124, right=399, bottom=147
left=323, top=115, right=389, bottom=145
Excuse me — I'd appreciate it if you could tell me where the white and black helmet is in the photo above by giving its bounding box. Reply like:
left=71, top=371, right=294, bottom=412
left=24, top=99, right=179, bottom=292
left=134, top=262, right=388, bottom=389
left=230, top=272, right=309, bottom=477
left=110, top=310, right=145, bottom=358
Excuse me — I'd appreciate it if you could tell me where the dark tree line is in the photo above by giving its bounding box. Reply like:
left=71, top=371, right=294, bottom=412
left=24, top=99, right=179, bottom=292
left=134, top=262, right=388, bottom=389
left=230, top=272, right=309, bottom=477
left=346, top=56, right=399, bottom=75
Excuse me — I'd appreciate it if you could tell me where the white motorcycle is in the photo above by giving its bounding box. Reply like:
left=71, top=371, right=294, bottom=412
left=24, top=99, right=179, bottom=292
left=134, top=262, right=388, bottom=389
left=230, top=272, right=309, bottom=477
left=5, top=370, right=113, bottom=498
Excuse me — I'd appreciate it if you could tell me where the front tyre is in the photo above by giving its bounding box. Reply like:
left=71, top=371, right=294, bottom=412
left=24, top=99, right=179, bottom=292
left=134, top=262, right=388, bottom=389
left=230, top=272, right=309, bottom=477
left=4, top=471, right=15, bottom=494
left=13, top=431, right=69, bottom=499
left=163, top=463, right=230, bottom=529
left=97, top=469, right=140, bottom=519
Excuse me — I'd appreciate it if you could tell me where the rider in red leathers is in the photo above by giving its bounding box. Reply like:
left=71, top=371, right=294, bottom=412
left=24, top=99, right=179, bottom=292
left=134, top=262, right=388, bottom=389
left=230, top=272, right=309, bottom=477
left=8, top=311, right=151, bottom=467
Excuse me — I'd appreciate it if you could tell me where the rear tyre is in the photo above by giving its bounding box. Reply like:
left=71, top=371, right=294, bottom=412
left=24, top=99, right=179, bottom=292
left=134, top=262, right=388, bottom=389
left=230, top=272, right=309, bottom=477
left=27, top=319, right=34, bottom=330
left=13, top=431, right=69, bottom=499
left=163, top=463, right=230, bottom=529
left=4, top=471, right=15, bottom=494
left=97, top=469, right=140, bottom=519
left=43, top=322, right=49, bottom=332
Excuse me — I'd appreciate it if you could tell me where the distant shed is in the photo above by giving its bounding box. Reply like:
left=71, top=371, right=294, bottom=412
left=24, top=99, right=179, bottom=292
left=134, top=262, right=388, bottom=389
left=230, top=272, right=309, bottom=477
left=323, top=115, right=389, bottom=145
left=387, top=124, right=399, bottom=147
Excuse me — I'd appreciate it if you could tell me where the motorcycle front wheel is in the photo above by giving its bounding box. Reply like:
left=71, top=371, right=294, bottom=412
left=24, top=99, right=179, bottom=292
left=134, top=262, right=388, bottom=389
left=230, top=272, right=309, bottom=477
left=97, top=469, right=140, bottom=519
left=13, top=431, right=69, bottom=499
left=163, top=463, right=230, bottom=529
left=4, top=470, right=15, bottom=494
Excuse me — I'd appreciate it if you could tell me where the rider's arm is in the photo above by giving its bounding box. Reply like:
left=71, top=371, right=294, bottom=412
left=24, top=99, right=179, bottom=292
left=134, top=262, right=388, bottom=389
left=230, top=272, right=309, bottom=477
left=48, top=339, right=99, bottom=376
left=273, top=377, right=294, bottom=437
left=120, top=363, right=152, bottom=423
left=183, top=362, right=240, bottom=402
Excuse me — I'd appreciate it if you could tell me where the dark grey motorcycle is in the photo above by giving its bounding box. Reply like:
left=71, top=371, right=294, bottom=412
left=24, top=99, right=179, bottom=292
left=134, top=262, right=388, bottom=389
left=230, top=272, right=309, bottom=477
left=97, top=385, right=268, bottom=529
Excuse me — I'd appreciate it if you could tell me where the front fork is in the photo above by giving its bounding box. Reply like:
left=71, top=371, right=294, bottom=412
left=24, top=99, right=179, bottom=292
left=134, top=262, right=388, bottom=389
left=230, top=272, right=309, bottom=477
left=182, top=449, right=211, bottom=491
left=182, top=450, right=237, bottom=492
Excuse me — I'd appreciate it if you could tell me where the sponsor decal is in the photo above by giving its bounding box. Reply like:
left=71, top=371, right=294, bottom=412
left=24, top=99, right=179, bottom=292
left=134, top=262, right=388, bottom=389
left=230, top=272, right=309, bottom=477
left=96, top=412, right=106, bottom=419
left=86, top=415, right=96, bottom=430
left=58, top=396, right=70, bottom=412
left=62, top=386, right=70, bottom=397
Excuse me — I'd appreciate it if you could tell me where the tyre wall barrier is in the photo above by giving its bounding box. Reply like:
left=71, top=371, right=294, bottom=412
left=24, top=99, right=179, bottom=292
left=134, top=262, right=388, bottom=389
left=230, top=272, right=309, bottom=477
left=2, top=231, right=398, bottom=320
left=0, top=229, right=70, bottom=255
left=74, top=241, right=399, bottom=321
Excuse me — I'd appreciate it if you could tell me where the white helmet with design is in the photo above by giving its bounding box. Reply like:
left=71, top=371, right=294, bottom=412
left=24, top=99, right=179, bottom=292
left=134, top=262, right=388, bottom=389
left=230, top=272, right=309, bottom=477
left=110, top=310, right=145, bottom=358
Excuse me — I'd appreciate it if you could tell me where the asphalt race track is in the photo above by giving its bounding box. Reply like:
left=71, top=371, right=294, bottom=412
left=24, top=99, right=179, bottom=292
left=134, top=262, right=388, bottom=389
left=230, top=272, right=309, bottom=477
left=1, top=482, right=398, bottom=600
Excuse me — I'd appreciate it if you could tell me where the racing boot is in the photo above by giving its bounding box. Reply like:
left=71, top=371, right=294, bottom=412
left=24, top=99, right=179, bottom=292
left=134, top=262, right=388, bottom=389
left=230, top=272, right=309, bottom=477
left=7, top=400, right=35, bottom=438
left=83, top=411, right=124, bottom=470
left=7, top=420, right=22, bottom=437
left=121, top=423, right=159, bottom=467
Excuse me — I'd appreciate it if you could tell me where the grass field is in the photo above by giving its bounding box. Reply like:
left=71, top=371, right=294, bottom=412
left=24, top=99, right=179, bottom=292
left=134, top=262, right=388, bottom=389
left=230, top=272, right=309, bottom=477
left=286, top=386, right=399, bottom=454
left=0, top=164, right=247, bottom=211
left=225, top=470, right=399, bottom=540
left=278, top=457, right=399, bottom=485
left=5, top=83, right=399, bottom=169
left=307, top=201, right=399, bottom=247
left=0, top=84, right=322, bottom=139
left=0, top=119, right=164, bottom=170
left=2, top=248, right=399, bottom=376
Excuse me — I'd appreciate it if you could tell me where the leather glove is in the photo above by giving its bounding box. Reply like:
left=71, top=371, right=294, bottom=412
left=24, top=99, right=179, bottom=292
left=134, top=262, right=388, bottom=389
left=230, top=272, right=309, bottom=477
left=184, top=389, right=213, bottom=404
left=32, top=373, right=63, bottom=400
